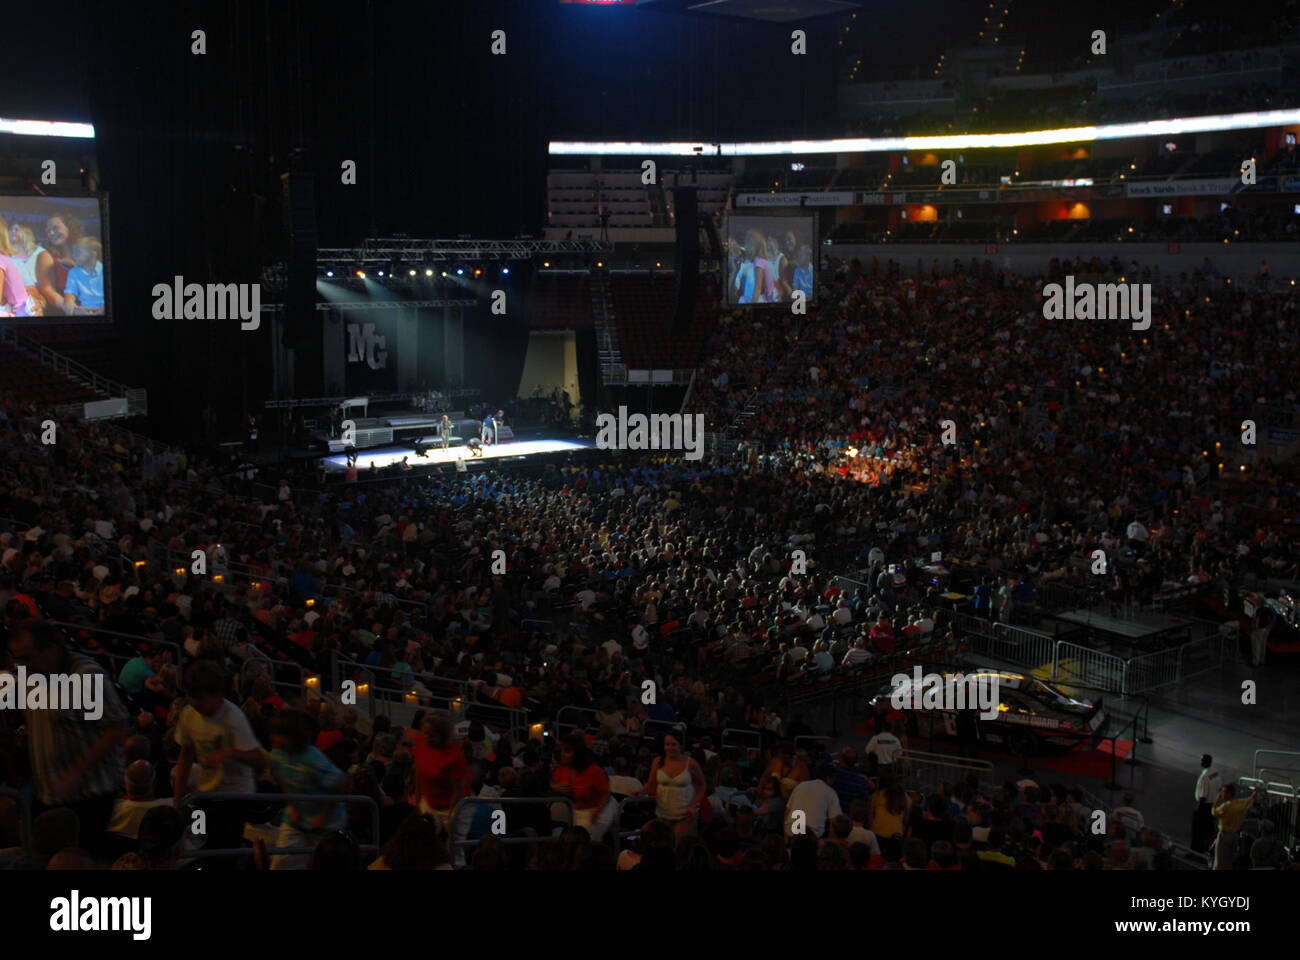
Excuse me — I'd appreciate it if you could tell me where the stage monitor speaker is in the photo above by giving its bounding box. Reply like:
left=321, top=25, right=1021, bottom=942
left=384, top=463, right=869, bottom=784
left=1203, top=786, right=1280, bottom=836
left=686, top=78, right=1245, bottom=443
left=669, top=185, right=699, bottom=338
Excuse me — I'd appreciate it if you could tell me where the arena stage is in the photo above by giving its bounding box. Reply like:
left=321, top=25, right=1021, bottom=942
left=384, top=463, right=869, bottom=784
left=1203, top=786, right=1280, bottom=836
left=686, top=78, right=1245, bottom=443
left=318, top=433, right=591, bottom=473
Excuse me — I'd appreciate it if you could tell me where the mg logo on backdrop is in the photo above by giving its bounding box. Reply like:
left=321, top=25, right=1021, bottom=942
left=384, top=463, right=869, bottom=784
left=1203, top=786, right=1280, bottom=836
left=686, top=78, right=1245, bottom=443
left=347, top=322, right=388, bottom=370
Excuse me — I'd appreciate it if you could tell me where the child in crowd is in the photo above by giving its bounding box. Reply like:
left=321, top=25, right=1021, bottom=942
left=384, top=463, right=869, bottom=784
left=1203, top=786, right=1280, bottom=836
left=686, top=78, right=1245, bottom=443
left=265, top=710, right=350, bottom=870
left=63, top=236, right=105, bottom=313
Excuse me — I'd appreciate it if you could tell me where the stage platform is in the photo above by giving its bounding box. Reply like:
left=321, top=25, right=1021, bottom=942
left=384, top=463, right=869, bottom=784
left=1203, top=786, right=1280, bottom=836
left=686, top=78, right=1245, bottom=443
left=320, top=434, right=589, bottom=472
left=323, top=413, right=514, bottom=453
left=1055, top=607, right=1193, bottom=646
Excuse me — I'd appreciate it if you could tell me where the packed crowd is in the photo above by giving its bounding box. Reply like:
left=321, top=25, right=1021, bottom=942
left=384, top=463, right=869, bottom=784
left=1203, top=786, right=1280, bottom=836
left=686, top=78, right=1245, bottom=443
left=0, top=394, right=1165, bottom=871
left=1, top=241, right=1298, bottom=870
left=690, top=254, right=1300, bottom=611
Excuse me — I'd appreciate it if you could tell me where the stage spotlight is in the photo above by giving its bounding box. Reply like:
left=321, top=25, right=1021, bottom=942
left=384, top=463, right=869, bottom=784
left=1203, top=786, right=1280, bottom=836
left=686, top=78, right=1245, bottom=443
left=425, top=268, right=433, bottom=277
left=474, top=267, right=483, bottom=277
left=502, top=266, right=510, bottom=275
left=442, top=271, right=448, bottom=278
left=325, top=270, right=334, bottom=278
left=543, top=261, right=551, bottom=268
left=356, top=270, right=365, bottom=279
left=377, top=270, right=385, bottom=277
left=457, top=267, right=464, bottom=276
left=409, top=269, right=417, bottom=277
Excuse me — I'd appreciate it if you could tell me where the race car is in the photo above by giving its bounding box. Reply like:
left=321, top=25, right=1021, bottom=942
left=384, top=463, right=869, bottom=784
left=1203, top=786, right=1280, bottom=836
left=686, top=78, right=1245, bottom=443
left=869, top=668, right=1108, bottom=755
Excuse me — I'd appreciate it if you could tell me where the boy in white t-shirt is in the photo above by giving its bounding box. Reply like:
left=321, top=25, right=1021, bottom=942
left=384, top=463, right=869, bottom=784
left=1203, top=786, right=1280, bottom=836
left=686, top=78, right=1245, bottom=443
left=172, top=660, right=265, bottom=862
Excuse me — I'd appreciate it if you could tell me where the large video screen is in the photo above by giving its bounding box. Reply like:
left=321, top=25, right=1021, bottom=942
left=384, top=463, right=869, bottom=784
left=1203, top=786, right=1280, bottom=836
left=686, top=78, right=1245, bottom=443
left=725, top=214, right=815, bottom=307
left=0, top=194, right=108, bottom=320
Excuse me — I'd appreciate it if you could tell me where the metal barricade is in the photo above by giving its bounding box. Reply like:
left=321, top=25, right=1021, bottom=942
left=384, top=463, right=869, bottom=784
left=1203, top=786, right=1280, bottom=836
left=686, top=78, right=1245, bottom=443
left=720, top=727, right=763, bottom=757
left=897, top=749, right=996, bottom=796
left=1238, top=777, right=1300, bottom=855
left=1174, top=630, right=1225, bottom=684
left=447, top=795, right=574, bottom=863
left=988, top=622, right=1057, bottom=671
left=557, top=705, right=602, bottom=737
left=1253, top=750, right=1300, bottom=782
left=642, top=720, right=687, bottom=746
left=240, top=655, right=306, bottom=701
left=50, top=622, right=183, bottom=668
left=177, top=791, right=381, bottom=861
left=1053, top=641, right=1126, bottom=692
left=950, top=611, right=996, bottom=640
left=1122, top=646, right=1183, bottom=695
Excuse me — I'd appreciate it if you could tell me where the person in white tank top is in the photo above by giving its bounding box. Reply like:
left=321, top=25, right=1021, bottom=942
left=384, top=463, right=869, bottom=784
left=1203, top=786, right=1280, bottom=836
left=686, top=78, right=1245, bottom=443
left=641, top=732, right=706, bottom=842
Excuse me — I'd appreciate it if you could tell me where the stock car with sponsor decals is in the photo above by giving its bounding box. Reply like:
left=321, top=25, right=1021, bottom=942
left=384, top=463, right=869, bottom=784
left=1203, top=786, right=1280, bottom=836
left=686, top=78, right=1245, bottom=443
left=869, top=669, right=1107, bottom=755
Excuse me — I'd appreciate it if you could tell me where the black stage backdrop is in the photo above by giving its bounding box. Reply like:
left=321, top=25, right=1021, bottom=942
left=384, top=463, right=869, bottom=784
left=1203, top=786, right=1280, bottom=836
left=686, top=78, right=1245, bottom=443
left=464, top=286, right=529, bottom=413
left=575, top=327, right=599, bottom=426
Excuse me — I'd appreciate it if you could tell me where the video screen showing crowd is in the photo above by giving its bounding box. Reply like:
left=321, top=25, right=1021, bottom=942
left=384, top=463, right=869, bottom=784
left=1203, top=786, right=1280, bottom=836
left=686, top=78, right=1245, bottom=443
left=726, top=214, right=816, bottom=306
left=0, top=196, right=107, bottom=319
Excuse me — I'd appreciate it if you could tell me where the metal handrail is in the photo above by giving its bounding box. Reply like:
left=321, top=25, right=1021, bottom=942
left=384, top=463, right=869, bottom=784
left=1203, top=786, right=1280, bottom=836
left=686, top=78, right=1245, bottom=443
left=51, top=622, right=183, bottom=666
left=556, top=705, right=602, bottom=736
left=240, top=654, right=306, bottom=701
left=335, top=658, right=526, bottom=741
left=720, top=727, right=763, bottom=756
left=176, top=791, right=381, bottom=860
left=447, top=795, right=574, bottom=863
left=897, top=749, right=996, bottom=793
left=1253, top=750, right=1300, bottom=781
left=335, top=657, right=473, bottom=701
left=0, top=326, right=137, bottom=400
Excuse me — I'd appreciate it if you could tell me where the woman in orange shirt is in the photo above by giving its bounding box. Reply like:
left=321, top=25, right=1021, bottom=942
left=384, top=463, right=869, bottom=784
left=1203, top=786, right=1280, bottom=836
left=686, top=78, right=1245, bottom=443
left=551, top=732, right=617, bottom=841
left=407, top=711, right=468, bottom=831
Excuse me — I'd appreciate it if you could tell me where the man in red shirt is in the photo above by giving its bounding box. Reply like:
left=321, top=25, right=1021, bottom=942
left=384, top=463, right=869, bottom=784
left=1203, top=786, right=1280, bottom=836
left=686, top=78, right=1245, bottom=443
left=869, top=613, right=895, bottom=653
left=900, top=617, right=922, bottom=649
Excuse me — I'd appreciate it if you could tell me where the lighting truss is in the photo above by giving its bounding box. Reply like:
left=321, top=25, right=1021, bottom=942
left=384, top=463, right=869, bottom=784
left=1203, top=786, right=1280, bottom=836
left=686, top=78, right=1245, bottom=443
left=317, top=237, right=613, bottom=267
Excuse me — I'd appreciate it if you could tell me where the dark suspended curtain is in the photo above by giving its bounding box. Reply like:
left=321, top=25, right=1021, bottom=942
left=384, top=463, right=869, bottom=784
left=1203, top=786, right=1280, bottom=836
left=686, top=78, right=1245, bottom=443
left=574, top=328, right=599, bottom=422
left=463, top=291, right=529, bottom=408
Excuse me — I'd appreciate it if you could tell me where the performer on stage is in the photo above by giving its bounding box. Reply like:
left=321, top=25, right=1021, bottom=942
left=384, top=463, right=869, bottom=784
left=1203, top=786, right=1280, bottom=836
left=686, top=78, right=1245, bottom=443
left=440, top=414, right=453, bottom=450
left=480, top=410, right=495, bottom=445
left=466, top=437, right=484, bottom=458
